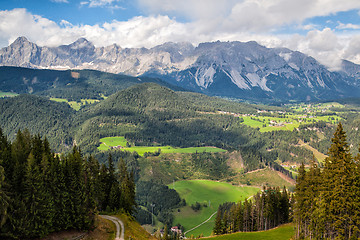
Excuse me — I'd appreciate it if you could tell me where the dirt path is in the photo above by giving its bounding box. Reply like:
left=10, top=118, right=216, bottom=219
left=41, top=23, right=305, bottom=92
left=184, top=211, right=217, bottom=237
left=100, top=215, right=124, bottom=240
left=245, top=168, right=264, bottom=174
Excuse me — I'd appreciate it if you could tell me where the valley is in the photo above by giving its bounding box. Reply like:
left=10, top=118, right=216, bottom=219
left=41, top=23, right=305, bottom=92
left=1, top=66, right=360, bottom=239
left=2, top=0, right=360, bottom=238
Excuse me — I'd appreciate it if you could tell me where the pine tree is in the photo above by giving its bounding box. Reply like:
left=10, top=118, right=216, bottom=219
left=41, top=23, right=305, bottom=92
left=0, top=165, right=9, bottom=228
left=51, top=155, right=69, bottom=231
left=23, top=151, right=51, bottom=238
left=213, top=211, right=223, bottom=235
left=322, top=123, right=355, bottom=239
left=0, top=128, right=10, bottom=229
left=294, top=162, right=306, bottom=239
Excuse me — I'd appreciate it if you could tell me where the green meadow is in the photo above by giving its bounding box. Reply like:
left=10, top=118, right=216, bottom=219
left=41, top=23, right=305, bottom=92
left=203, top=223, right=295, bottom=240
left=169, top=180, right=259, bottom=237
left=0, top=91, right=18, bottom=98
left=98, top=136, right=226, bottom=156
left=50, top=97, right=100, bottom=110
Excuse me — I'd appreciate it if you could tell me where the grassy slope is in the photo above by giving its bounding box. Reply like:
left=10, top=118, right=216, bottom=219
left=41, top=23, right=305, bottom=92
left=203, top=223, right=295, bottom=240
left=115, top=213, right=156, bottom=240
left=0, top=91, right=18, bottom=98
left=169, top=180, right=259, bottom=237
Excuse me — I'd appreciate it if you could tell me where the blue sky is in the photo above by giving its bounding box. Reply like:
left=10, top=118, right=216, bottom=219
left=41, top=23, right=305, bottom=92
left=1, top=0, right=360, bottom=68
left=1, top=0, right=139, bottom=25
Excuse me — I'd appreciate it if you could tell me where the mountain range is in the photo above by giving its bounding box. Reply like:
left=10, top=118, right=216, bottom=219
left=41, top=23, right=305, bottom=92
left=1, top=36, right=360, bottom=102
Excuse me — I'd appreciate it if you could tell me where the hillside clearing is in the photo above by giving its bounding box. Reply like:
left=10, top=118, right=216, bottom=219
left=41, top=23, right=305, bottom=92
left=234, top=168, right=295, bottom=188
left=169, top=180, right=259, bottom=237
left=98, top=136, right=226, bottom=155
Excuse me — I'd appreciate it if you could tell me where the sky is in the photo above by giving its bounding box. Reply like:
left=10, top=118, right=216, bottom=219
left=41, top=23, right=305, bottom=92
left=1, top=0, right=360, bottom=69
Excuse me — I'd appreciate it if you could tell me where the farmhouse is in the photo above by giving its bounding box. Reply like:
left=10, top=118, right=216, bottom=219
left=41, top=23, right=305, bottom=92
left=171, top=226, right=182, bottom=234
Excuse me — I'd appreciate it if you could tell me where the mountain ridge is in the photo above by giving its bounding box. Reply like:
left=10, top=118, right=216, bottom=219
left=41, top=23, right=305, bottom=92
left=1, top=37, right=360, bottom=102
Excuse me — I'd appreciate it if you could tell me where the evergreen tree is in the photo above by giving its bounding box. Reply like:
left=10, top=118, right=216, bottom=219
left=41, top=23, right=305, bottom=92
left=294, top=162, right=306, bottom=239
left=0, top=165, right=9, bottom=228
left=213, top=211, right=223, bottom=235
left=322, top=123, right=355, bottom=239
left=23, top=151, right=51, bottom=238
left=293, top=123, right=360, bottom=239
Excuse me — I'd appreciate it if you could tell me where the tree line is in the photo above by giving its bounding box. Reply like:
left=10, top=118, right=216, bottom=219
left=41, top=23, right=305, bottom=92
left=0, top=128, right=135, bottom=239
left=294, top=123, right=360, bottom=239
left=213, top=186, right=290, bottom=235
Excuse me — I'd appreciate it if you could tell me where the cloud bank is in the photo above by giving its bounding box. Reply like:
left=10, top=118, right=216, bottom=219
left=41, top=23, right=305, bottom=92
left=0, top=1, right=360, bottom=69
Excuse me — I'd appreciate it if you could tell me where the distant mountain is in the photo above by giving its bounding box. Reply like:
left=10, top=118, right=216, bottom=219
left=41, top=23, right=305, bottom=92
left=1, top=37, right=360, bottom=102
left=0, top=66, right=184, bottom=100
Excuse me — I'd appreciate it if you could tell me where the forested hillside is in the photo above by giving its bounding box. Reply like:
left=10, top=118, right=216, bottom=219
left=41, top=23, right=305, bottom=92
left=1, top=82, right=360, bottom=172
left=0, top=94, right=74, bottom=151
left=0, top=129, right=136, bottom=239
left=0, top=66, right=182, bottom=101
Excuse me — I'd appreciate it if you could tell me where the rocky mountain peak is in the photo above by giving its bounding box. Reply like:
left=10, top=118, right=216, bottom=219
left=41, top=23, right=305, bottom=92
left=11, top=36, right=31, bottom=45
left=69, top=38, right=94, bottom=49
left=1, top=37, right=360, bottom=102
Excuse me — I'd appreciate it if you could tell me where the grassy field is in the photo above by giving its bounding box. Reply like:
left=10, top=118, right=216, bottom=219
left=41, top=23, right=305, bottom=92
left=0, top=91, right=18, bottom=98
left=241, top=115, right=300, bottom=132
left=169, top=180, right=259, bottom=237
left=50, top=97, right=100, bottom=110
left=98, top=136, right=226, bottom=156
left=203, top=223, right=295, bottom=240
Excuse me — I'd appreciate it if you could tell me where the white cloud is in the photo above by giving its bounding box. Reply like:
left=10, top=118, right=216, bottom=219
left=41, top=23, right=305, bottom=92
left=344, top=36, right=360, bottom=64
left=337, top=22, right=360, bottom=30
left=278, top=28, right=355, bottom=70
left=137, top=0, right=360, bottom=33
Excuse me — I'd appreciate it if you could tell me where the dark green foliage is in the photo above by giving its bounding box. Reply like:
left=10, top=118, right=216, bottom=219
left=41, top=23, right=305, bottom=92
left=213, top=186, right=291, bottom=235
left=136, top=180, right=183, bottom=225
left=294, top=123, right=360, bottom=239
left=0, top=94, right=74, bottom=152
left=134, top=207, right=152, bottom=225
left=190, top=152, right=230, bottom=179
left=190, top=202, right=202, bottom=212
left=0, top=129, right=136, bottom=239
